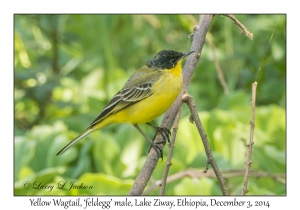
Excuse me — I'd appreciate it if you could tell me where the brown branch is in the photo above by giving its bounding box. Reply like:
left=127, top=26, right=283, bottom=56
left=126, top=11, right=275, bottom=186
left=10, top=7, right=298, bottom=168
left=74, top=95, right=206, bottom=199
left=223, top=14, right=254, bottom=40
left=127, top=14, right=214, bottom=196
left=160, top=107, right=182, bottom=195
left=182, top=94, right=228, bottom=195
left=242, top=81, right=258, bottom=195
left=143, top=168, right=285, bottom=195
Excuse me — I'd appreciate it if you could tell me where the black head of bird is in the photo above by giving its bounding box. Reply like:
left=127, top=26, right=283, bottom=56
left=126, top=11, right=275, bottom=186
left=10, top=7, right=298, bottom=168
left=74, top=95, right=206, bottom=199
left=147, top=50, right=194, bottom=70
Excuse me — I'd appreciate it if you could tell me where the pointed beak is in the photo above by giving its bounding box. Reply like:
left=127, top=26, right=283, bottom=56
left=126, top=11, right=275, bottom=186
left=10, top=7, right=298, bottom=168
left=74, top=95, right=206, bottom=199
left=182, top=51, right=195, bottom=59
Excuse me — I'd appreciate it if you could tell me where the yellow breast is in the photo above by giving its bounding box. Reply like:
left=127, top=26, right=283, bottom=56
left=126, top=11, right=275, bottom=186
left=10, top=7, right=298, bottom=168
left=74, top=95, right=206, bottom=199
left=125, top=61, right=183, bottom=124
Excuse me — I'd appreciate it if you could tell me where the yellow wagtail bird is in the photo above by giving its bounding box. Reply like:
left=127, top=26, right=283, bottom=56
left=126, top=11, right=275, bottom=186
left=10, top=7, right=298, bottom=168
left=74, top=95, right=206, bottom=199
left=57, top=50, right=194, bottom=158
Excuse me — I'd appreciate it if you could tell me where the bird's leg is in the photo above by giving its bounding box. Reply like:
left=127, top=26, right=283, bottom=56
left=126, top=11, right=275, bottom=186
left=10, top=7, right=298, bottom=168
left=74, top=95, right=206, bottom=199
left=146, top=122, right=171, bottom=144
left=133, top=124, right=163, bottom=159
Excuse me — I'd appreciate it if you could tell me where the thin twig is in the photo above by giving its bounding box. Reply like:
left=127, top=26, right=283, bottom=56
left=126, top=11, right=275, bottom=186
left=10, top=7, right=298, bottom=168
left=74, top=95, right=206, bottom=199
left=242, top=81, right=258, bottom=195
left=143, top=168, right=285, bottom=195
left=182, top=94, right=228, bottom=195
left=128, top=15, right=214, bottom=196
left=160, top=107, right=182, bottom=195
left=223, top=14, right=254, bottom=40
left=205, top=34, right=229, bottom=95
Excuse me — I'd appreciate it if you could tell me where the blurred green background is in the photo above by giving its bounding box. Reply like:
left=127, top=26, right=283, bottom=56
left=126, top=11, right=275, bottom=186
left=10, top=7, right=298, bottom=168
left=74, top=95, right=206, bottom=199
left=14, top=14, right=286, bottom=195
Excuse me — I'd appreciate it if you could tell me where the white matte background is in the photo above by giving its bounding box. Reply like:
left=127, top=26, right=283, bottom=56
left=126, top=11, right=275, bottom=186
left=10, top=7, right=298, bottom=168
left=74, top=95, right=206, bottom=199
left=2, top=1, right=294, bottom=209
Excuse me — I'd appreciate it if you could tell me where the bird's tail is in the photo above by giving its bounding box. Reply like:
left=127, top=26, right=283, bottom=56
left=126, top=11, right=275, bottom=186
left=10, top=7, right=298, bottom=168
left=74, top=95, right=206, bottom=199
left=56, top=127, right=94, bottom=156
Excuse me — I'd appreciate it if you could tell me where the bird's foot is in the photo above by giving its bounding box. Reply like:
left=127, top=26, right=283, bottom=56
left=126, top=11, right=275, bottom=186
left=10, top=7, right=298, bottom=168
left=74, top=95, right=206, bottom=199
left=146, top=125, right=171, bottom=160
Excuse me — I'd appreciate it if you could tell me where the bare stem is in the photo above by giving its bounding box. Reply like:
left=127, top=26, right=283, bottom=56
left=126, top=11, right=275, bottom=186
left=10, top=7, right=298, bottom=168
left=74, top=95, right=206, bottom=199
left=205, top=34, right=229, bottom=95
left=160, top=107, right=182, bottom=195
left=182, top=94, right=228, bottom=196
left=223, top=14, right=254, bottom=40
left=242, top=81, right=258, bottom=195
left=143, top=168, right=285, bottom=195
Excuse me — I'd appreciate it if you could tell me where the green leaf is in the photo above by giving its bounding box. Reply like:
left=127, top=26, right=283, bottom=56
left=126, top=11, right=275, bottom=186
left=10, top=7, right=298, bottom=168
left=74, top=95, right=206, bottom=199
left=174, top=177, right=215, bottom=195
left=92, top=132, right=121, bottom=176
left=15, top=137, right=35, bottom=181
left=72, top=173, right=133, bottom=195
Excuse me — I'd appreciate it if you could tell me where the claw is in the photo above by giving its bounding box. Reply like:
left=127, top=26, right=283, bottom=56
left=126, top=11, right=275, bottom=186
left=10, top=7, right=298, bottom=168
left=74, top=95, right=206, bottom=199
left=146, top=123, right=171, bottom=144
left=133, top=124, right=165, bottom=160
left=135, top=123, right=172, bottom=160
left=147, top=141, right=163, bottom=159
left=157, top=127, right=171, bottom=143
left=147, top=125, right=172, bottom=160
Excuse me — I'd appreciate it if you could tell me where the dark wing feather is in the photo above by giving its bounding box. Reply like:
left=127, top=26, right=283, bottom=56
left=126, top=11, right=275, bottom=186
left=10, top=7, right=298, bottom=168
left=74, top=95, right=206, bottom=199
left=90, top=81, right=154, bottom=126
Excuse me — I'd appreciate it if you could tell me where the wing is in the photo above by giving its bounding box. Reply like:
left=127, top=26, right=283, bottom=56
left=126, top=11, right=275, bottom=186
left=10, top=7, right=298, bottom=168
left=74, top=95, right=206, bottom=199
left=90, top=67, right=162, bottom=126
